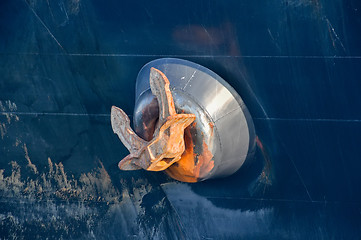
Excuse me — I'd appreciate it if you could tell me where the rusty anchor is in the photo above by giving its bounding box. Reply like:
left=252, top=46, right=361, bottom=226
left=111, top=68, right=196, bottom=171
left=111, top=58, right=256, bottom=182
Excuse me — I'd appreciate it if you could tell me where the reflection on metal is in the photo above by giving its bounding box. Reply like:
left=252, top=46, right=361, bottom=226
left=111, top=68, right=196, bottom=171
left=112, top=58, right=256, bottom=182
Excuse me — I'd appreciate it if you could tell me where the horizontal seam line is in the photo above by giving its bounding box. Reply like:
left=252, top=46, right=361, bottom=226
left=254, top=117, right=361, bottom=123
left=0, top=53, right=361, bottom=59
left=0, top=111, right=110, bottom=117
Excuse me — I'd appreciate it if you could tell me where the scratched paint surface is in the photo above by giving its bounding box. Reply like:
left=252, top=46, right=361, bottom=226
left=1, top=0, right=361, bottom=239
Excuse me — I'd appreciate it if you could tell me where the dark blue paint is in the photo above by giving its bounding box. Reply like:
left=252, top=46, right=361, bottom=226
left=0, top=0, right=361, bottom=239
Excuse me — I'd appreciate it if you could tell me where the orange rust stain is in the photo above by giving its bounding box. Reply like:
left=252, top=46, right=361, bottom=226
left=208, top=122, right=214, bottom=137
left=165, top=128, right=214, bottom=182
left=193, top=141, right=214, bottom=179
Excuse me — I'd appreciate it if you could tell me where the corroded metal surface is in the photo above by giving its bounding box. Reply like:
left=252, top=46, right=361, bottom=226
left=111, top=68, right=196, bottom=171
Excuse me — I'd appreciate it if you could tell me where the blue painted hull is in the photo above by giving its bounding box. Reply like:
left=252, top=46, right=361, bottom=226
left=0, top=0, right=360, bottom=239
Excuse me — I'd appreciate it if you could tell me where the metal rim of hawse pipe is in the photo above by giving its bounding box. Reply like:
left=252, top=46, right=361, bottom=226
left=112, top=58, right=256, bottom=183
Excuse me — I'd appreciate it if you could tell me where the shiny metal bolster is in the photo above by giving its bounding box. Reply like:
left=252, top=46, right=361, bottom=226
left=112, top=58, right=255, bottom=182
